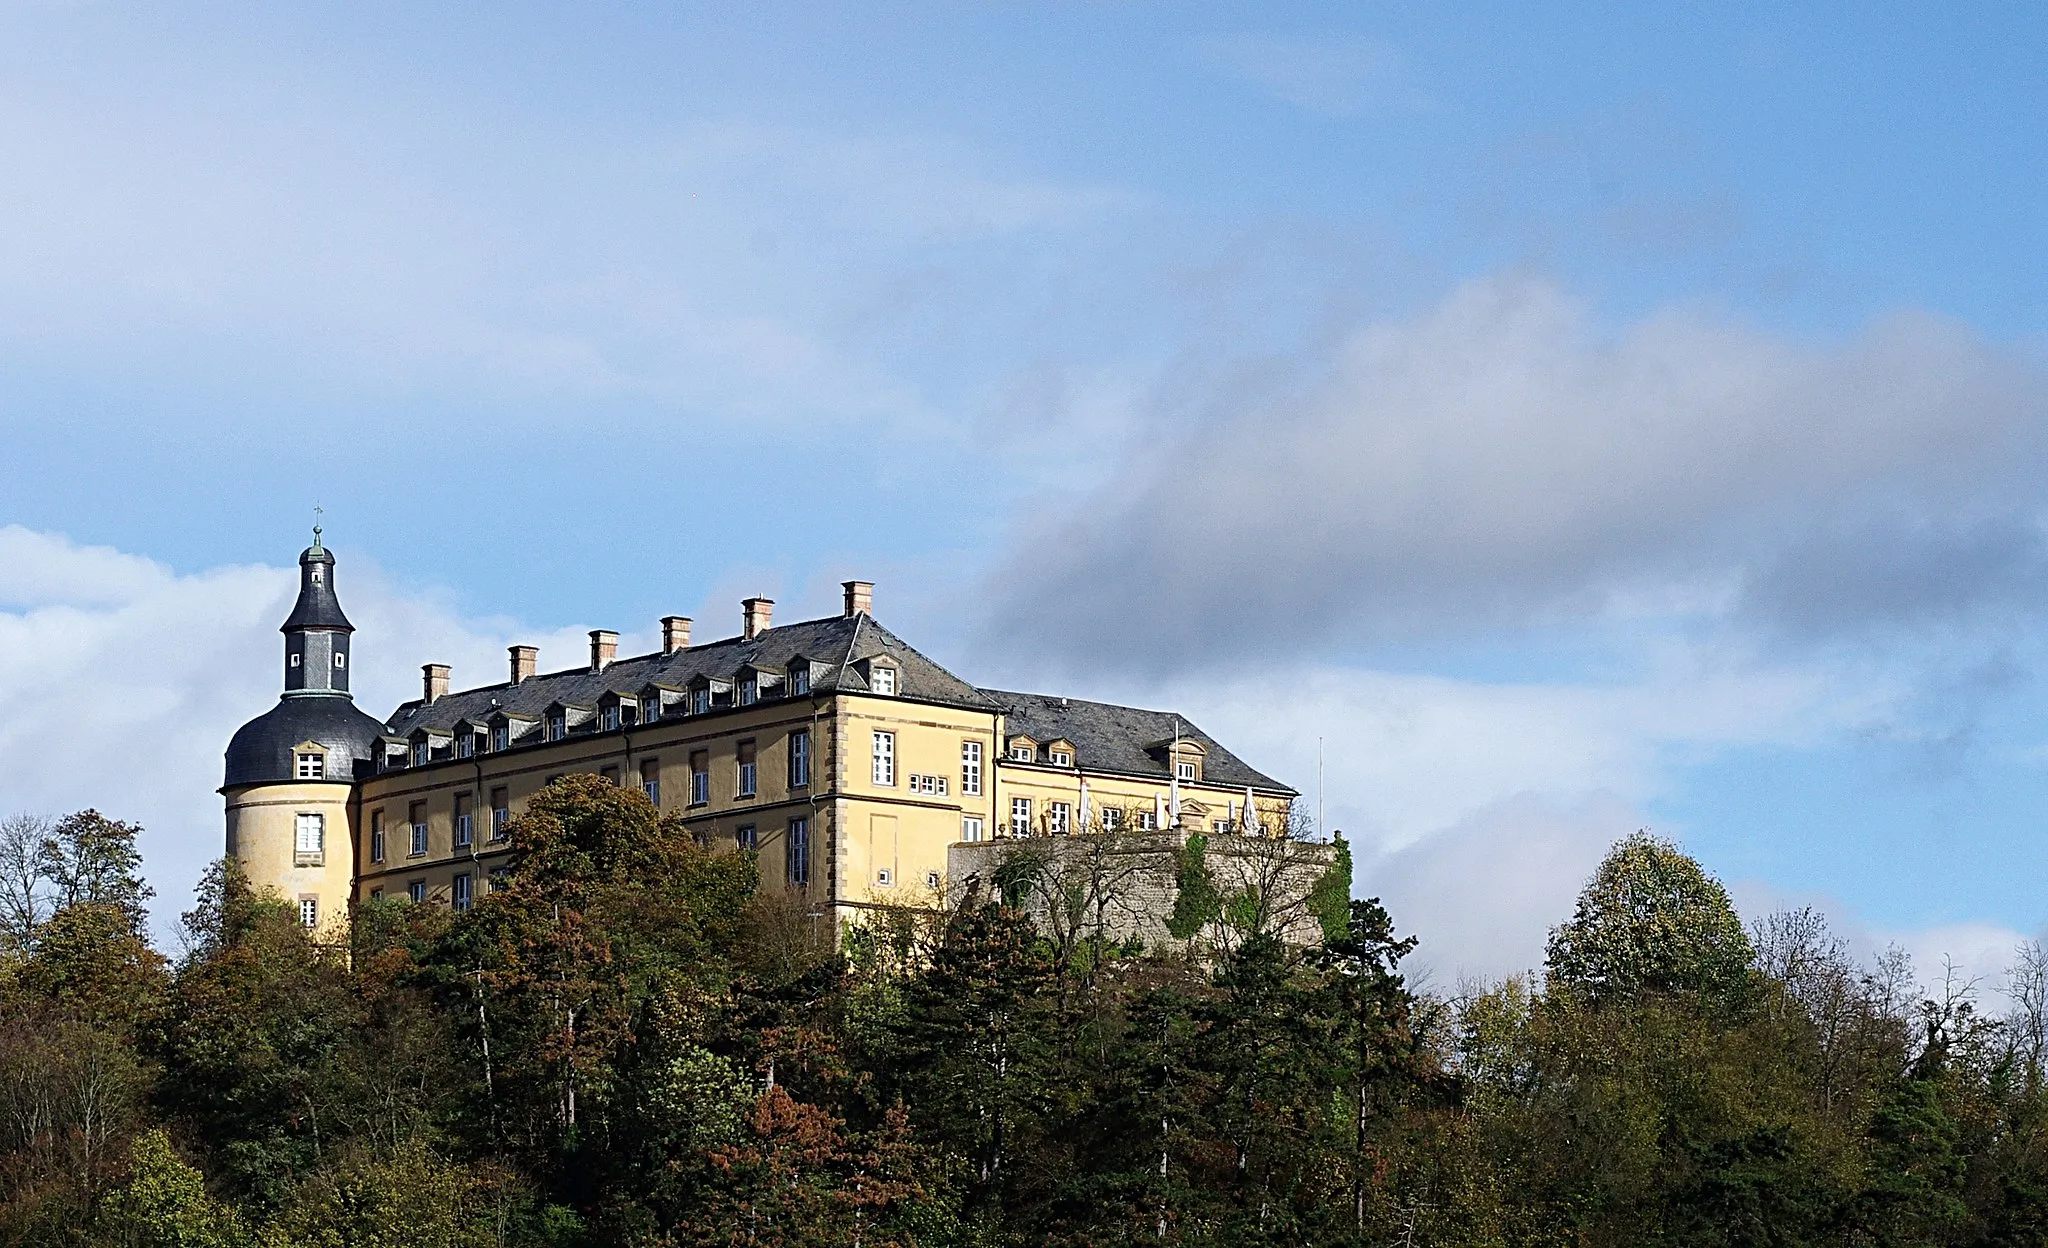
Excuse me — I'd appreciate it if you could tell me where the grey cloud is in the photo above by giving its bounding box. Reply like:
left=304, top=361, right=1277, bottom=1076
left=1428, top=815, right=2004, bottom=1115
left=979, top=276, right=2048, bottom=673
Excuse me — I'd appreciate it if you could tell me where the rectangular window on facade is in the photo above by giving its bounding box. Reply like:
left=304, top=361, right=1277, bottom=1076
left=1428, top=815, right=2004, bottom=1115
left=299, top=898, right=318, bottom=928
left=961, top=741, right=982, bottom=795
left=454, top=793, right=473, bottom=848
left=792, top=666, right=809, bottom=696
left=641, top=759, right=660, bottom=805
left=1101, top=807, right=1122, bottom=831
left=1136, top=810, right=1158, bottom=831
left=1049, top=802, right=1070, bottom=836
left=409, top=801, right=427, bottom=856
left=789, top=729, right=811, bottom=789
left=871, top=731, right=895, bottom=786
left=452, top=873, right=473, bottom=913
left=737, top=742, right=757, bottom=798
left=735, top=824, right=757, bottom=851
left=1011, top=797, right=1032, bottom=837
left=690, top=751, right=710, bottom=805
left=961, top=816, right=984, bottom=843
left=370, top=809, right=385, bottom=863
left=871, top=666, right=896, bottom=695
left=1176, top=761, right=1197, bottom=783
left=488, top=867, right=508, bottom=892
left=787, top=817, right=810, bottom=885
left=490, top=788, right=509, bottom=838
left=294, top=813, right=324, bottom=864
left=296, top=751, right=324, bottom=779
left=926, top=870, right=941, bottom=890
left=407, top=880, right=426, bottom=904
left=1049, top=750, right=1072, bottom=767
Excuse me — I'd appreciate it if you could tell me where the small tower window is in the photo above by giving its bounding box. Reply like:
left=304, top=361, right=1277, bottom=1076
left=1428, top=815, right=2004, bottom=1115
left=299, top=898, right=318, bottom=927
left=294, top=813, right=324, bottom=865
left=334, top=653, right=346, bottom=668
left=289, top=654, right=301, bottom=668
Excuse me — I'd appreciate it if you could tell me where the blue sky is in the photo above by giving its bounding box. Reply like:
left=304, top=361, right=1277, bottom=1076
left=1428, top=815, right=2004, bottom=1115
left=2, top=2, right=2046, bottom=985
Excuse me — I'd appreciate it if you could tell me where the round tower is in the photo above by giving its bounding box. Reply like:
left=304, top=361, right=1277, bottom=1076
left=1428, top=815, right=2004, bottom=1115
left=221, top=528, right=382, bottom=932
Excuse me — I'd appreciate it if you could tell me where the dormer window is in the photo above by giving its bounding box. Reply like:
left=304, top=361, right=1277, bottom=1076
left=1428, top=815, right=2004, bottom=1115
left=492, top=726, right=508, bottom=752
left=1010, top=744, right=1034, bottom=763
left=457, top=734, right=474, bottom=759
left=641, top=694, right=659, bottom=723
left=602, top=704, right=621, bottom=731
left=1176, top=760, right=1197, bottom=783
left=547, top=714, right=566, bottom=741
left=871, top=665, right=896, bottom=696
left=295, top=751, right=325, bottom=780
left=791, top=665, right=810, bottom=696
left=693, top=689, right=709, bottom=715
left=740, top=677, right=757, bottom=706
left=411, top=741, right=428, bottom=767
left=1049, top=749, right=1072, bottom=767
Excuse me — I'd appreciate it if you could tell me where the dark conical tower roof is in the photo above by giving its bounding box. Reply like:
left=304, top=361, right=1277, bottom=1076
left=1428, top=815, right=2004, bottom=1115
left=280, top=536, right=354, bottom=632
left=222, top=531, right=381, bottom=791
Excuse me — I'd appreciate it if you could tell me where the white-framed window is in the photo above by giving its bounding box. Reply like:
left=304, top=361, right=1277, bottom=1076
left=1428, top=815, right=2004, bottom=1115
left=334, top=652, right=346, bottom=669
left=1176, top=760, right=1197, bottom=783
left=294, top=812, right=324, bottom=862
left=871, top=731, right=895, bottom=786
left=289, top=653, right=301, bottom=668
left=909, top=774, right=949, bottom=796
left=876, top=867, right=894, bottom=887
left=370, top=809, right=386, bottom=862
left=1136, top=810, right=1158, bottom=831
left=1010, top=744, right=1034, bottom=762
left=734, top=824, right=757, bottom=851
left=454, top=793, right=473, bottom=848
left=1048, top=802, right=1070, bottom=836
left=299, top=898, right=318, bottom=928
left=789, top=730, right=811, bottom=788
left=961, top=816, right=985, bottom=842
left=407, top=880, right=426, bottom=904
left=791, top=666, right=810, bottom=696
left=409, top=802, right=428, bottom=856
left=787, top=817, right=810, bottom=886
left=961, top=740, right=982, bottom=795
left=452, top=873, right=473, bottom=913
left=871, top=666, right=896, bottom=695
left=1049, top=749, right=1072, bottom=767
left=1101, top=807, right=1123, bottom=831
left=296, top=751, right=324, bottom=780
left=690, top=752, right=710, bottom=806
left=1011, top=797, right=1032, bottom=837
left=737, top=742, right=758, bottom=798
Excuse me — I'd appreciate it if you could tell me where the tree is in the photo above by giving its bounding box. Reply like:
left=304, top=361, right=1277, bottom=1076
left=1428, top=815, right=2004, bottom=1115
left=1545, top=829, right=1753, bottom=1004
left=96, top=1129, right=247, bottom=1248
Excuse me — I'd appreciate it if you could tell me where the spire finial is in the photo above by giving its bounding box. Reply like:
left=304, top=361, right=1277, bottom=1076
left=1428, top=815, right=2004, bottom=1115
left=311, top=503, right=324, bottom=551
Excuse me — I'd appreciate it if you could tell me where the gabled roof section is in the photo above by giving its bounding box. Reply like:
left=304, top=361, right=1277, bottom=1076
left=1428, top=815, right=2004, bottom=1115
left=981, top=689, right=1296, bottom=795
left=380, top=613, right=994, bottom=738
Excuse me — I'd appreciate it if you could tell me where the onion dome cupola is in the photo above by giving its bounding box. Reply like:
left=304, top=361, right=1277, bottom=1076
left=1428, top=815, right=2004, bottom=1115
left=221, top=528, right=384, bottom=791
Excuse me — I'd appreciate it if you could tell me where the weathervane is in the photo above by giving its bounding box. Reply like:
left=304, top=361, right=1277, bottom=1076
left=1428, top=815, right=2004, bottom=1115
left=312, top=503, right=324, bottom=551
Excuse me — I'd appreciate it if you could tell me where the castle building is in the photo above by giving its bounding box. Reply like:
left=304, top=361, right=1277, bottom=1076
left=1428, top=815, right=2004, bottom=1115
left=223, top=538, right=1298, bottom=930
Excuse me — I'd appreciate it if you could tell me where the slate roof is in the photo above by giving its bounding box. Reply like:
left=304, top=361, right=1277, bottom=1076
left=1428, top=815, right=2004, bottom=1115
left=380, top=614, right=996, bottom=737
left=281, top=546, right=354, bottom=632
left=980, top=689, right=1296, bottom=795
left=223, top=694, right=385, bottom=789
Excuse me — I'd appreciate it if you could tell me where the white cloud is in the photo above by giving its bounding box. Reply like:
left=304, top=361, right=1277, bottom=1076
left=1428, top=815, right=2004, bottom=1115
left=1199, top=33, right=1413, bottom=117
left=982, top=276, right=2048, bottom=671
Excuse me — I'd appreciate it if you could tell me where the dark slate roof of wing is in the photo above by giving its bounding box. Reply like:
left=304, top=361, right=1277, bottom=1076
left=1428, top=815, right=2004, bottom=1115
left=980, top=689, right=1297, bottom=795
left=380, top=614, right=995, bottom=734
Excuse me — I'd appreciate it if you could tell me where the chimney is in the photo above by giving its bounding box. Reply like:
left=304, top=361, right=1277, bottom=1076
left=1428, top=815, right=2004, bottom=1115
left=842, top=580, right=873, bottom=618
left=741, top=597, right=773, bottom=640
left=660, top=615, right=692, bottom=653
left=422, top=664, right=450, bottom=704
left=508, top=645, right=538, bottom=685
left=589, top=630, right=618, bottom=672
